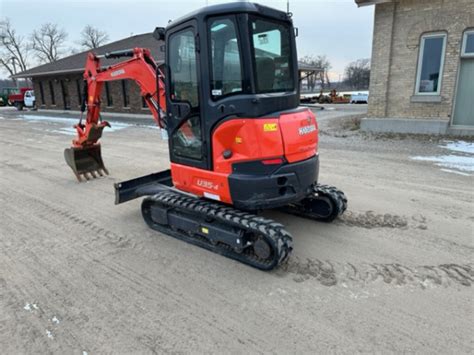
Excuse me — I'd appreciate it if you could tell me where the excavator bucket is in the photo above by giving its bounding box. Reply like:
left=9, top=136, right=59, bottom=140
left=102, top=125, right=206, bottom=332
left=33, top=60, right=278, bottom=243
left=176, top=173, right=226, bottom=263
left=64, top=145, right=109, bottom=182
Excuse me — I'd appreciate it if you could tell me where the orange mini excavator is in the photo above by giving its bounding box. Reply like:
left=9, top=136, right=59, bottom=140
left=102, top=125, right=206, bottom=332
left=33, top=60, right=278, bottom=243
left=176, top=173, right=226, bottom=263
left=64, top=2, right=347, bottom=270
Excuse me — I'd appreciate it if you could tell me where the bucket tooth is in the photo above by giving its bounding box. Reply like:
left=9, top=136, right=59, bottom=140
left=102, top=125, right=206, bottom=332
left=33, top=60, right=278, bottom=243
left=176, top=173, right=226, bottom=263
left=64, top=145, right=108, bottom=182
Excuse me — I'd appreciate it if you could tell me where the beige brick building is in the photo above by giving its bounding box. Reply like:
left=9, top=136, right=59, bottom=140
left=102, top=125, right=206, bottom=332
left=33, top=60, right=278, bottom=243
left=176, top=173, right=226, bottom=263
left=357, top=0, right=474, bottom=135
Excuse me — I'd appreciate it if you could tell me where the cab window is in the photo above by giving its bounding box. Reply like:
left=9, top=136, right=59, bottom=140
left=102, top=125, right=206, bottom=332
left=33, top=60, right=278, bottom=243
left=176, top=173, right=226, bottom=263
left=169, top=29, right=199, bottom=107
left=169, top=28, right=202, bottom=160
left=209, top=17, right=243, bottom=100
left=251, top=17, right=294, bottom=93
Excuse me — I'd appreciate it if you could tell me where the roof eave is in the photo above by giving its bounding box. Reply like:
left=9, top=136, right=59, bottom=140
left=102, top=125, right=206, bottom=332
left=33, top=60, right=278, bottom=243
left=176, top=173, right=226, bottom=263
left=12, top=59, right=165, bottom=79
left=355, top=0, right=394, bottom=7
left=12, top=68, right=84, bottom=79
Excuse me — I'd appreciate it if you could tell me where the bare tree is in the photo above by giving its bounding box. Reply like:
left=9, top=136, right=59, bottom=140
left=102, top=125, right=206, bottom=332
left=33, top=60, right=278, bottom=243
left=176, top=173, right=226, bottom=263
left=31, top=23, right=67, bottom=63
left=79, top=25, right=109, bottom=49
left=0, top=18, right=30, bottom=80
left=299, top=55, right=332, bottom=91
left=344, top=58, right=371, bottom=90
left=315, top=55, right=332, bottom=90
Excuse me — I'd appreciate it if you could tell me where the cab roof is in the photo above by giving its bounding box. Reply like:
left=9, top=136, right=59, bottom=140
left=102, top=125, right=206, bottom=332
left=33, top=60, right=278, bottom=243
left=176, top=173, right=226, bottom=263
left=167, top=2, right=292, bottom=29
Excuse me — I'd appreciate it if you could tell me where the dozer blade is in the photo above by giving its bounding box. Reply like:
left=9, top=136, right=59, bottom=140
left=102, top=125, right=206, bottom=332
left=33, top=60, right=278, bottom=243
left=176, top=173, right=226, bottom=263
left=64, top=145, right=109, bottom=182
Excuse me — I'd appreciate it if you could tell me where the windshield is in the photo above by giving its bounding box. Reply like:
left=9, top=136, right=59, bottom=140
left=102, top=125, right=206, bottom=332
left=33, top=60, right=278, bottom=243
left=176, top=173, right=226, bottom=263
left=251, top=17, right=295, bottom=93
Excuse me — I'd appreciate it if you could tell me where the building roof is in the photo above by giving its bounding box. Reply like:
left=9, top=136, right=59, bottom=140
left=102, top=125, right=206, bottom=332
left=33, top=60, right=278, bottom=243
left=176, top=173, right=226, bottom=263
left=13, top=33, right=165, bottom=78
left=355, top=0, right=393, bottom=6
left=14, top=31, right=320, bottom=78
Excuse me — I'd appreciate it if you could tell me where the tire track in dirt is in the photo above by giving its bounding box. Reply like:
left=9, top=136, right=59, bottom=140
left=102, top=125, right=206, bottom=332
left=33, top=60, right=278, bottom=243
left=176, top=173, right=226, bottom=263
left=0, top=189, right=135, bottom=251
left=2, top=189, right=472, bottom=292
left=0, top=190, right=277, bottom=352
left=338, top=210, right=427, bottom=229
left=280, top=257, right=474, bottom=288
left=0, top=159, right=65, bottom=183
left=334, top=209, right=473, bottom=256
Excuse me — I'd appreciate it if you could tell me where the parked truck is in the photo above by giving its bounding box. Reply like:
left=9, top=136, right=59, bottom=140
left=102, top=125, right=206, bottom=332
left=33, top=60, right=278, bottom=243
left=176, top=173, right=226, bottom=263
left=8, top=87, right=35, bottom=110
left=0, top=87, right=20, bottom=106
left=350, top=92, right=369, bottom=104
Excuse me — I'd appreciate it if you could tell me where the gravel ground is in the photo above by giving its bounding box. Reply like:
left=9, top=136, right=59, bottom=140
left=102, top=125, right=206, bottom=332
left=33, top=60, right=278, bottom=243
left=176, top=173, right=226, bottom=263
left=0, top=106, right=473, bottom=354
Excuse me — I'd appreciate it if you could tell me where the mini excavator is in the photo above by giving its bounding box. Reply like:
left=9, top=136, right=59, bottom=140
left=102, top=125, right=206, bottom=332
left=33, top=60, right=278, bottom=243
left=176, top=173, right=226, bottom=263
left=64, top=2, right=347, bottom=270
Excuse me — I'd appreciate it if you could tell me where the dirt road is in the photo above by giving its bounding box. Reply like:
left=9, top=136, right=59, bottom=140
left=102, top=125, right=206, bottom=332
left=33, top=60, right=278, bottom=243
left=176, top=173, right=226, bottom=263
left=0, top=107, right=473, bottom=353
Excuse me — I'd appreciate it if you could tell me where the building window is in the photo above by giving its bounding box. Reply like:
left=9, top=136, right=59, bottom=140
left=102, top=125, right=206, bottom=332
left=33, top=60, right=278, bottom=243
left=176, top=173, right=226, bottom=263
left=461, top=30, right=474, bottom=57
left=76, top=79, right=82, bottom=105
left=415, top=33, right=447, bottom=95
left=121, top=80, right=129, bottom=107
left=49, top=81, right=56, bottom=105
left=38, top=81, right=45, bottom=105
left=105, top=82, right=113, bottom=107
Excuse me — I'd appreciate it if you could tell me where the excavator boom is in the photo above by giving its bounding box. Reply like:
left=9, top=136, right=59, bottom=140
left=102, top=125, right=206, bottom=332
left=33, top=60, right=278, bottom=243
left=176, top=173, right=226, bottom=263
left=64, top=48, right=166, bottom=181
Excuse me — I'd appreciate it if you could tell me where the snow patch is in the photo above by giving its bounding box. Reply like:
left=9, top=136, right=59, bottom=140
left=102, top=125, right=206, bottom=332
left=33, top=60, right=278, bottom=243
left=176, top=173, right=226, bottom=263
left=412, top=155, right=474, bottom=173
left=17, top=114, right=134, bottom=132
left=51, top=128, right=77, bottom=136
left=52, top=316, right=60, bottom=324
left=441, top=140, right=474, bottom=154
left=411, top=140, right=474, bottom=175
left=18, top=114, right=78, bottom=124
left=23, top=303, right=39, bottom=311
left=46, top=330, right=54, bottom=339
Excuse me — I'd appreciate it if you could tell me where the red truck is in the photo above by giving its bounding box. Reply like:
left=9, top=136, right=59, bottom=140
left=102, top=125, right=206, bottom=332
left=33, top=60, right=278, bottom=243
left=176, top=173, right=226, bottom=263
left=8, top=87, right=35, bottom=110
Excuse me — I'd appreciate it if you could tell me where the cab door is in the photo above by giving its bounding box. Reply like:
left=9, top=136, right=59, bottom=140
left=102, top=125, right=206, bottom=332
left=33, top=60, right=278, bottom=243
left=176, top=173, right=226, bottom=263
left=24, top=90, right=35, bottom=107
left=166, top=21, right=207, bottom=169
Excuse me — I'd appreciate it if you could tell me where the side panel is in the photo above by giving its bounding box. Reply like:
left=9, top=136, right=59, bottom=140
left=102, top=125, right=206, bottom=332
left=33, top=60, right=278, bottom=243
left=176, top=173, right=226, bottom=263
left=170, top=116, right=285, bottom=204
left=171, top=162, right=232, bottom=203
left=279, top=109, right=318, bottom=163
left=212, top=118, right=284, bottom=174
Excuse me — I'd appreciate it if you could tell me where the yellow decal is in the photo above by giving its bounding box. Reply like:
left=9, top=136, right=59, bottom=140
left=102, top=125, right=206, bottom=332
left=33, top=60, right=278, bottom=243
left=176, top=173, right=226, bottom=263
left=235, top=137, right=243, bottom=144
left=201, top=227, right=209, bottom=234
left=263, top=123, right=278, bottom=132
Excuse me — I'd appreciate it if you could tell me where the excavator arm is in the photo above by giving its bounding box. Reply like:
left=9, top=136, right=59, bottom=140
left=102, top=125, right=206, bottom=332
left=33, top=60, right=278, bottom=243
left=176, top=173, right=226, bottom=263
left=64, top=48, right=167, bottom=181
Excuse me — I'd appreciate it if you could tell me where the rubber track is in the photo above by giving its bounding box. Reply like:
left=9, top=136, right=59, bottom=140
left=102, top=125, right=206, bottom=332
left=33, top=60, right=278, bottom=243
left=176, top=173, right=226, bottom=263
left=280, top=184, right=348, bottom=222
left=142, top=191, right=293, bottom=270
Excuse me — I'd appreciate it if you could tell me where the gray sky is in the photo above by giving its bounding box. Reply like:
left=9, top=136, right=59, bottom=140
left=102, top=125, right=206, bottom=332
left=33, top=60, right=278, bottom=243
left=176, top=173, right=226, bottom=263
left=0, top=0, right=374, bottom=80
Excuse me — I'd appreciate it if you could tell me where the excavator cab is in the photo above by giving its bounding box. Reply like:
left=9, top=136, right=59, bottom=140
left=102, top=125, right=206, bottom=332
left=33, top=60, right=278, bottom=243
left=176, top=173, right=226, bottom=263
left=164, top=2, right=300, bottom=174
left=162, top=2, right=320, bottom=210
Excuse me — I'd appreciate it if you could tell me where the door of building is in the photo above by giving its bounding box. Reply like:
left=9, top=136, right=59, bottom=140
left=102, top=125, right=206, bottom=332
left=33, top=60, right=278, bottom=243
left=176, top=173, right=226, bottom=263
left=453, top=59, right=474, bottom=126
left=453, top=31, right=474, bottom=126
